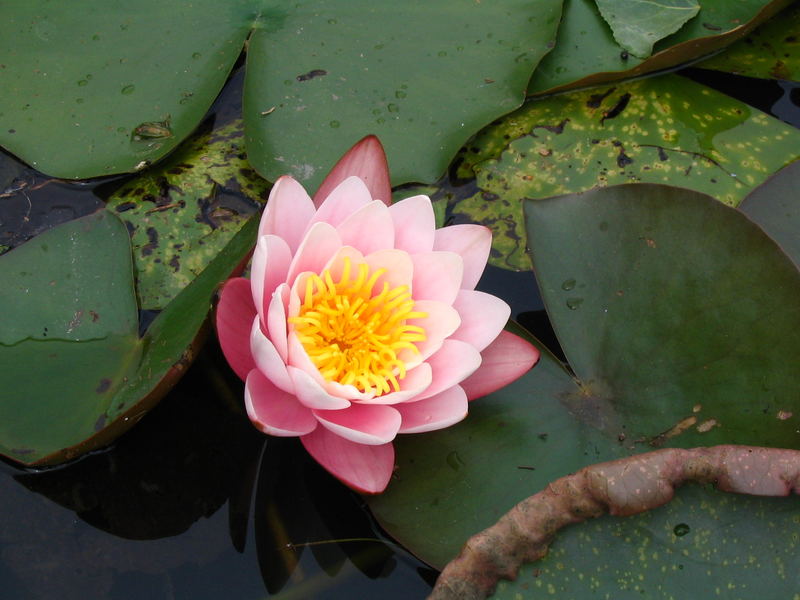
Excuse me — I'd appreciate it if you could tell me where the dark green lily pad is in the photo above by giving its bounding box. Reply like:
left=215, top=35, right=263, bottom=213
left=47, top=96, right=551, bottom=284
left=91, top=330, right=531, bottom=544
left=0, top=0, right=561, bottom=190
left=454, top=74, right=800, bottom=270
left=106, top=119, right=267, bottom=310
left=369, top=184, right=800, bottom=585
left=595, top=0, right=700, bottom=59
left=528, top=0, right=792, bottom=95
left=697, top=2, right=800, bottom=80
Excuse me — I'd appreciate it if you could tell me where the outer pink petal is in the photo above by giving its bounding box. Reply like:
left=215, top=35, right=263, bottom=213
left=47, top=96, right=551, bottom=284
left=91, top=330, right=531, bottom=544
left=245, top=369, right=317, bottom=436
left=301, top=427, right=394, bottom=494
left=250, top=235, right=292, bottom=326
left=313, top=135, right=392, bottom=208
left=402, top=300, right=461, bottom=365
left=259, top=176, right=316, bottom=253
left=450, top=289, right=511, bottom=352
left=309, top=176, right=373, bottom=230
left=286, top=221, right=342, bottom=285
left=288, top=365, right=351, bottom=410
left=216, top=277, right=257, bottom=381
left=267, top=283, right=290, bottom=362
left=416, top=339, right=481, bottom=401
left=433, top=224, right=491, bottom=290
left=460, top=330, right=541, bottom=400
left=313, top=404, right=401, bottom=445
left=355, top=362, right=433, bottom=405
left=250, top=316, right=293, bottom=393
left=388, top=195, right=435, bottom=253
left=336, top=201, right=395, bottom=254
left=396, top=385, right=468, bottom=434
left=411, top=251, right=463, bottom=305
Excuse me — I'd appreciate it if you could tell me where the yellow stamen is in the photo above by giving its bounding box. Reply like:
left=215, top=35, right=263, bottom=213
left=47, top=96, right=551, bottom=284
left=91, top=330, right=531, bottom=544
left=288, top=257, right=428, bottom=395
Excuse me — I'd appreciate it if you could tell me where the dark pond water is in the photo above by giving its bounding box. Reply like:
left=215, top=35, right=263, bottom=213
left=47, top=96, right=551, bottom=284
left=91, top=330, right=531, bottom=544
left=0, top=60, right=798, bottom=599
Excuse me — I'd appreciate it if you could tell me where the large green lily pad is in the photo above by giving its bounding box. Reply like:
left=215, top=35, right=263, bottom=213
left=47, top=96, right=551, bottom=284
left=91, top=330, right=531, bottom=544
left=528, top=0, right=792, bottom=95
left=106, top=119, right=267, bottom=310
left=369, top=183, right=800, bottom=590
left=453, top=74, right=800, bottom=270
left=0, top=0, right=561, bottom=190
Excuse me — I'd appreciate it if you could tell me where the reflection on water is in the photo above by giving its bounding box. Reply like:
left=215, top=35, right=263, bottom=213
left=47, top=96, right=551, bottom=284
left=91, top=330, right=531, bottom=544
left=0, top=343, right=434, bottom=599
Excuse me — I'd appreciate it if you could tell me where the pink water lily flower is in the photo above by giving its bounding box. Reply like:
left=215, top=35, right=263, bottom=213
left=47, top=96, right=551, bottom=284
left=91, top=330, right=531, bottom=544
left=216, top=136, right=540, bottom=493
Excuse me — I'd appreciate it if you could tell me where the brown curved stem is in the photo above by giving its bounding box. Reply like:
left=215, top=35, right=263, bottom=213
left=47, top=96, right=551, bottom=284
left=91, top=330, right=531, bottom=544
left=429, top=445, right=800, bottom=599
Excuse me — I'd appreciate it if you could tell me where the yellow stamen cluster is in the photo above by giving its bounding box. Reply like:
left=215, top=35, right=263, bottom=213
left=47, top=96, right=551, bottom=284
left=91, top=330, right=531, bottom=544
left=288, top=257, right=427, bottom=395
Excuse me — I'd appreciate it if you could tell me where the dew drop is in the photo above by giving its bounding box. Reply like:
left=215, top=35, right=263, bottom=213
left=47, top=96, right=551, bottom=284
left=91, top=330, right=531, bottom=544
left=387, top=103, right=399, bottom=113
left=437, top=50, right=447, bottom=57
left=77, top=79, right=88, bottom=87
left=116, top=127, right=126, bottom=133
left=92, top=34, right=100, bottom=41
left=76, top=98, right=84, bottom=104
left=395, top=90, right=407, bottom=99
left=566, top=297, right=583, bottom=310
left=372, top=108, right=381, bottom=115
left=376, top=117, right=385, bottom=124
left=446, top=451, right=465, bottom=470
left=673, top=523, right=690, bottom=537
left=192, top=52, right=201, bottom=59
left=561, top=278, right=576, bottom=291
left=121, top=84, right=135, bottom=95
left=327, top=18, right=337, bottom=24
left=329, top=120, right=340, bottom=128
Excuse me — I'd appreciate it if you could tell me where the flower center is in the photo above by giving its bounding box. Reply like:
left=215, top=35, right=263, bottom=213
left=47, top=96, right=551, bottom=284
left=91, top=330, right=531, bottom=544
left=289, top=257, right=427, bottom=395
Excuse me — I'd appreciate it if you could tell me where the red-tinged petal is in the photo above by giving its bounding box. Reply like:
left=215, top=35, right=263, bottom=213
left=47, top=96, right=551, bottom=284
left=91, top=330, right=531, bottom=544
left=250, top=316, right=293, bottom=393
left=286, top=221, right=342, bottom=285
left=301, top=427, right=394, bottom=494
left=433, top=224, right=491, bottom=290
left=216, top=277, right=258, bottom=380
left=356, top=362, right=433, bottom=405
left=411, top=251, right=463, bottom=305
left=313, top=135, right=391, bottom=208
left=460, top=330, right=541, bottom=400
left=288, top=365, right=352, bottom=410
left=364, top=248, right=414, bottom=290
left=402, top=300, right=461, bottom=365
left=245, top=369, right=317, bottom=436
left=313, top=404, right=401, bottom=445
left=251, top=235, right=292, bottom=326
left=416, top=339, right=481, bottom=401
left=309, top=176, right=373, bottom=230
left=397, top=385, right=468, bottom=434
left=388, top=195, right=435, bottom=253
left=336, top=201, right=395, bottom=254
left=450, top=289, right=511, bottom=352
left=259, top=176, right=316, bottom=253
left=267, top=283, right=290, bottom=362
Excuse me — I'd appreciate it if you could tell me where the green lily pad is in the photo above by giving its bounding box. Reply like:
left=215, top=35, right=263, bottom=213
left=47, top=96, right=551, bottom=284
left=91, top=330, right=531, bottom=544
left=493, top=485, right=800, bottom=599
left=0, top=0, right=561, bottom=190
left=529, top=0, right=792, bottom=95
left=369, top=184, right=800, bottom=585
left=106, top=119, right=267, bottom=310
left=594, top=0, right=700, bottom=59
left=453, top=73, right=800, bottom=270
left=697, top=2, right=800, bottom=80
left=0, top=207, right=258, bottom=466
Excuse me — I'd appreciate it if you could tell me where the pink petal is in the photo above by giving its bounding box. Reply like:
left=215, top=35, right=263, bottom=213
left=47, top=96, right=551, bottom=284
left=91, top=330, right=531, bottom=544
left=389, top=195, right=435, bottom=253
left=313, top=135, right=392, bottom=208
left=364, top=248, right=414, bottom=291
left=267, top=283, right=290, bottom=362
left=286, top=221, right=342, bottom=285
left=460, top=330, right=541, bottom=400
left=397, top=385, right=468, bottom=434
left=313, top=404, right=401, bottom=445
left=245, top=369, right=317, bottom=436
left=336, top=201, right=395, bottom=254
left=250, top=235, right=292, bottom=326
left=411, top=251, right=463, bottom=305
left=433, top=224, right=491, bottom=290
left=416, top=339, right=481, bottom=401
left=356, top=362, right=433, bottom=405
left=259, top=176, right=316, bottom=253
left=288, top=365, right=352, bottom=410
left=450, top=289, right=511, bottom=351
left=309, top=176, right=373, bottom=230
left=402, top=300, right=461, bottom=366
left=322, top=246, right=366, bottom=280
left=215, top=277, right=257, bottom=380
left=301, top=427, right=395, bottom=494
left=250, top=316, right=293, bottom=393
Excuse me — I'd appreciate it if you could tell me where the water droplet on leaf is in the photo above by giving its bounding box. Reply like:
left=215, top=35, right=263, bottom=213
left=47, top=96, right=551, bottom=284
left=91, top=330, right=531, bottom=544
left=566, top=297, right=583, bottom=310
left=673, top=523, right=690, bottom=537
left=329, top=120, right=340, bottom=128
left=446, top=451, right=465, bottom=470
left=561, top=278, right=576, bottom=291
left=121, top=84, right=135, bottom=95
